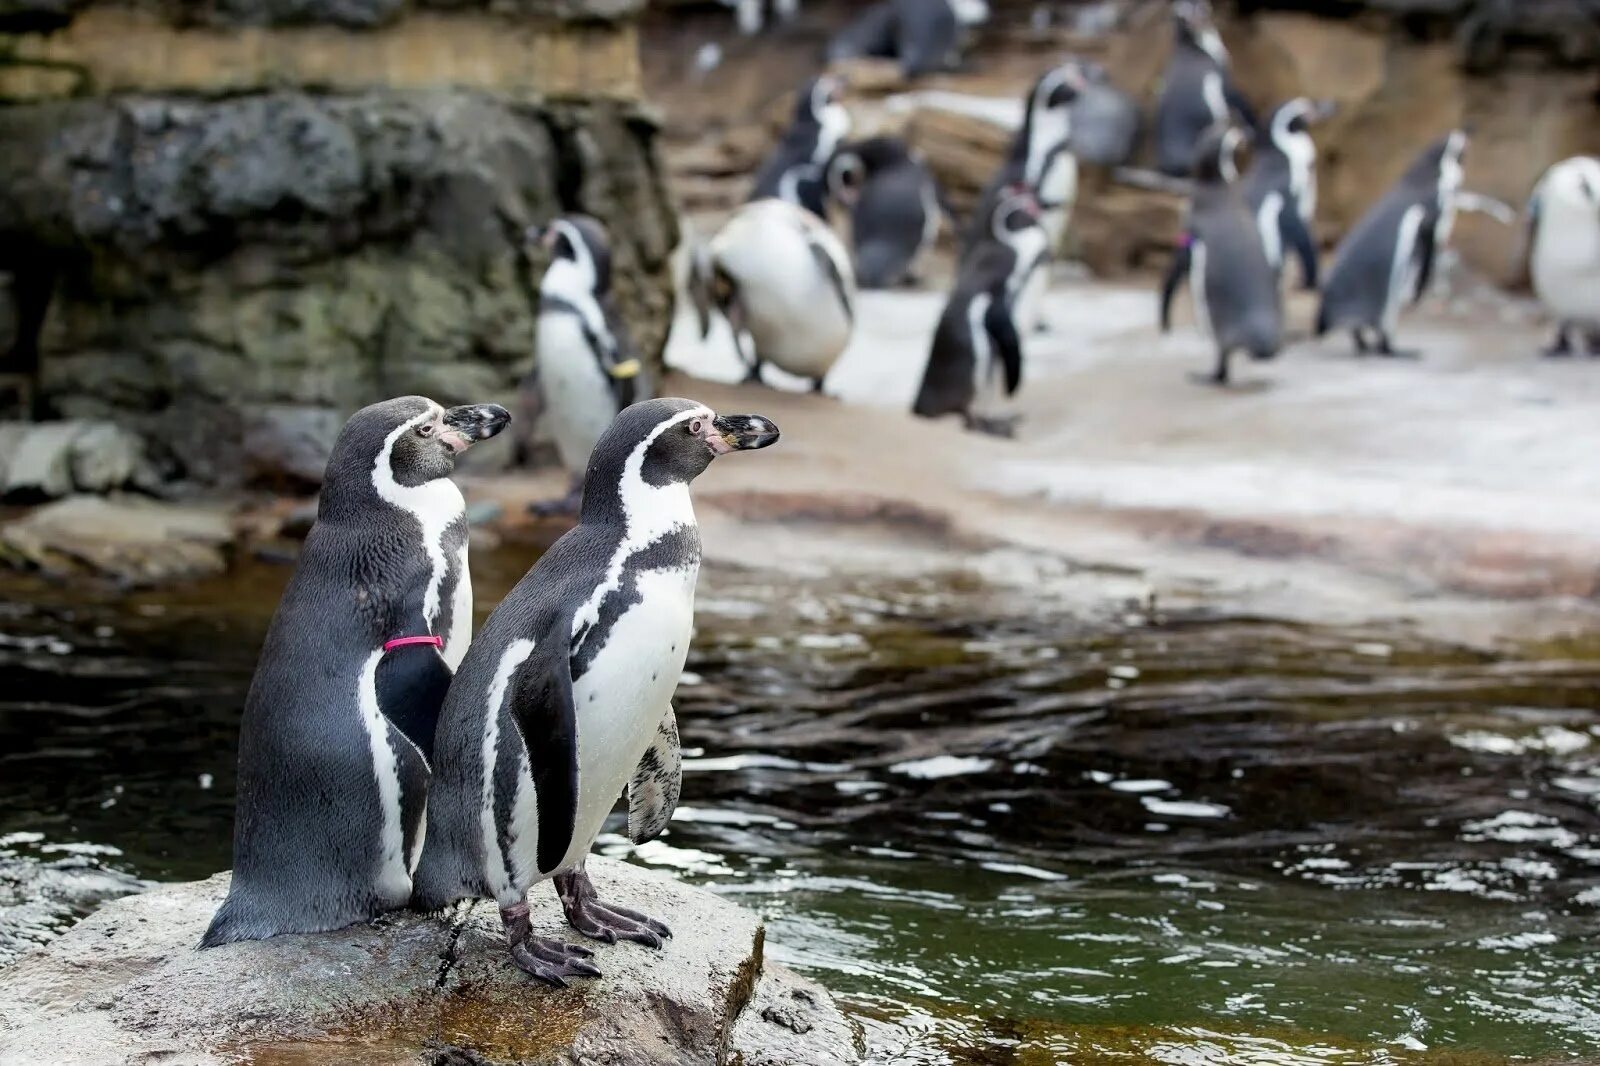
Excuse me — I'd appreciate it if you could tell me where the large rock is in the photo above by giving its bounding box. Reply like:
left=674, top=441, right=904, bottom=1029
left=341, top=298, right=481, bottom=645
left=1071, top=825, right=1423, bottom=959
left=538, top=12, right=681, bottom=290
left=0, top=495, right=234, bottom=583
left=0, top=420, right=162, bottom=499
left=0, top=858, right=861, bottom=1066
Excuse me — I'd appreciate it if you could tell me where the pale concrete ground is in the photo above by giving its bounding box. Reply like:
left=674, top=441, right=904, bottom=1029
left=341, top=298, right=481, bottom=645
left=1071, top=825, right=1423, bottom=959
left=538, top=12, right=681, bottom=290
left=483, top=271, right=1600, bottom=647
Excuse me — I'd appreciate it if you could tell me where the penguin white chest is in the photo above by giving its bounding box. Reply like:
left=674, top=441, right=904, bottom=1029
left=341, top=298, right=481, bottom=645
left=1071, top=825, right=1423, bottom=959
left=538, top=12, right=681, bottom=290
left=538, top=312, right=619, bottom=474
left=1531, top=215, right=1600, bottom=323
left=563, top=563, right=698, bottom=871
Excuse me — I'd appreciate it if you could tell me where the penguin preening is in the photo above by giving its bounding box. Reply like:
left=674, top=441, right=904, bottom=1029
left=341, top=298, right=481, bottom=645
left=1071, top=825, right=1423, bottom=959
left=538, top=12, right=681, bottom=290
left=1243, top=97, right=1334, bottom=289
left=520, top=215, right=652, bottom=516
left=748, top=75, right=850, bottom=220
left=412, top=398, right=778, bottom=985
left=968, top=59, right=1089, bottom=257
left=1316, top=129, right=1469, bottom=358
left=827, top=136, right=944, bottom=289
left=202, top=396, right=510, bottom=948
left=689, top=197, right=856, bottom=390
left=1154, top=0, right=1259, bottom=177
left=1525, top=155, right=1600, bottom=357
left=914, top=185, right=1048, bottom=437
left=1159, top=125, right=1283, bottom=386
left=825, top=0, right=990, bottom=79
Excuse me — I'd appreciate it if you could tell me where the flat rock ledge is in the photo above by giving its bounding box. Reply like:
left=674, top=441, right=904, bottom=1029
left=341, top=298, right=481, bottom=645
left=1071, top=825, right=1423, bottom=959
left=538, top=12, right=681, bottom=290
left=0, top=858, right=860, bottom=1066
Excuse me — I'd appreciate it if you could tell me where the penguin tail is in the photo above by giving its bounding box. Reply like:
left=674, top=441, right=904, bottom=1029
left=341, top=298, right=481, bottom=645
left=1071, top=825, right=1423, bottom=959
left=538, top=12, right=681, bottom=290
left=199, top=896, right=252, bottom=948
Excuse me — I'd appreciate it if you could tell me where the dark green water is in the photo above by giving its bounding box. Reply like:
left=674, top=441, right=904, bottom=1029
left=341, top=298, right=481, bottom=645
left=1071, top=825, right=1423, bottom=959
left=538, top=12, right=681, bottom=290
left=2, top=554, right=1599, bottom=1064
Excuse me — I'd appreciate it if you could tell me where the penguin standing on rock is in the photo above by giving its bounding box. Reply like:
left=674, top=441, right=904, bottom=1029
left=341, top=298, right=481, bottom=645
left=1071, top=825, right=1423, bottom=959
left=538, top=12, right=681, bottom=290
left=826, top=0, right=990, bottom=79
left=749, top=76, right=850, bottom=220
left=1243, top=97, right=1335, bottom=289
left=202, top=396, right=510, bottom=947
left=413, top=398, right=779, bottom=985
left=1159, top=126, right=1283, bottom=386
left=1154, top=0, right=1258, bottom=177
left=914, top=185, right=1047, bottom=436
left=518, top=215, right=651, bottom=516
left=1316, top=130, right=1469, bottom=358
left=1525, top=155, right=1600, bottom=356
left=689, top=198, right=856, bottom=390
left=827, top=136, right=944, bottom=289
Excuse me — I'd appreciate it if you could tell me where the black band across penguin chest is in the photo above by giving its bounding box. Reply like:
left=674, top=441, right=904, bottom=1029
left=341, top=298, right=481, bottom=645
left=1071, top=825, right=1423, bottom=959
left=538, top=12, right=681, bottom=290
left=570, top=524, right=701, bottom=682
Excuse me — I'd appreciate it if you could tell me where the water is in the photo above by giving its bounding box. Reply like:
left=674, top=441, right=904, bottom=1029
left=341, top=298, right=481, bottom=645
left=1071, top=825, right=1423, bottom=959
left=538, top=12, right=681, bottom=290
left=2, top=556, right=1599, bottom=1063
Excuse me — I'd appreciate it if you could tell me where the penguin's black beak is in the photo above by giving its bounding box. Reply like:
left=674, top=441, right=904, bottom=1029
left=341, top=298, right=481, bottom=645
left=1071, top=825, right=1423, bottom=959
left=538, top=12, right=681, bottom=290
left=440, top=404, right=512, bottom=454
left=705, top=413, right=779, bottom=455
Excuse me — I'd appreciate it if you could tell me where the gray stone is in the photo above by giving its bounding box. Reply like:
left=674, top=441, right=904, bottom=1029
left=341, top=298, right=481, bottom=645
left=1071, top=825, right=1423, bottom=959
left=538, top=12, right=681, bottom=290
left=0, top=421, right=160, bottom=499
left=3, top=422, right=78, bottom=499
left=0, top=857, right=861, bottom=1065
left=0, top=495, right=234, bottom=584
left=241, top=405, right=345, bottom=488
left=67, top=421, right=160, bottom=493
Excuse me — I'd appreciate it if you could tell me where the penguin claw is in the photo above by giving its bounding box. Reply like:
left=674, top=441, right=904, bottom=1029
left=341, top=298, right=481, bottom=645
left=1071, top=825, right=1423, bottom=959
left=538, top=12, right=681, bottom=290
left=553, top=868, right=672, bottom=950
left=510, top=936, right=603, bottom=986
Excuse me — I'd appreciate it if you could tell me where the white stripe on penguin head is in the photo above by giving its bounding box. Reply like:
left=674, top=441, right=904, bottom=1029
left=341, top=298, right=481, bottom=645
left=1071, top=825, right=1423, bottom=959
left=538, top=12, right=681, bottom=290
left=371, top=404, right=466, bottom=633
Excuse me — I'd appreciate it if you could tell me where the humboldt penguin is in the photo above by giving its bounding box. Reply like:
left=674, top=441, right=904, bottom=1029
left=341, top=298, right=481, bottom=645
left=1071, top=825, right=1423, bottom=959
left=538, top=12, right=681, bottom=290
left=1525, top=155, right=1600, bottom=356
left=1242, top=97, right=1334, bottom=289
left=519, top=215, right=652, bottom=516
left=413, top=398, right=779, bottom=985
left=825, top=0, right=991, bottom=79
left=1154, top=0, right=1259, bottom=177
left=1316, top=130, right=1468, bottom=357
left=968, top=59, right=1089, bottom=256
left=827, top=136, right=943, bottom=289
left=914, top=185, right=1048, bottom=436
left=202, top=396, right=510, bottom=947
left=1159, top=125, right=1283, bottom=386
left=688, top=197, right=856, bottom=390
left=748, top=75, right=850, bottom=220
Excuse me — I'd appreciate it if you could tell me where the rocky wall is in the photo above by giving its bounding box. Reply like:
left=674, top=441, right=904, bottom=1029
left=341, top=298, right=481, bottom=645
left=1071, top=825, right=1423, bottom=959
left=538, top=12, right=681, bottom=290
left=0, top=0, right=677, bottom=489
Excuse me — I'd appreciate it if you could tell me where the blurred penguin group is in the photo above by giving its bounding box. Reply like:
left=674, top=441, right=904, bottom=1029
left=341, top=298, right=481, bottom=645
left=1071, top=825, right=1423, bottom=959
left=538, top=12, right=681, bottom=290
left=518, top=0, right=1600, bottom=482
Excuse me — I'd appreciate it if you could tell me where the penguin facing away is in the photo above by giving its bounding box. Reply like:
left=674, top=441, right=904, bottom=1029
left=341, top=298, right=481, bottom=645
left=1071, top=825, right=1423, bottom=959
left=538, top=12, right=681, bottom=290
left=1242, top=97, right=1335, bottom=289
left=914, top=185, right=1048, bottom=437
left=1316, top=130, right=1468, bottom=358
left=967, top=59, right=1089, bottom=257
left=825, top=0, right=990, bottom=79
left=413, top=398, right=779, bottom=985
left=748, top=75, right=850, bottom=220
left=827, top=136, right=944, bottom=289
left=1159, top=125, right=1283, bottom=386
left=1154, top=0, right=1259, bottom=177
left=202, top=396, right=510, bottom=947
left=519, top=215, right=653, bottom=516
left=688, top=197, right=856, bottom=390
left=1525, top=155, right=1600, bottom=356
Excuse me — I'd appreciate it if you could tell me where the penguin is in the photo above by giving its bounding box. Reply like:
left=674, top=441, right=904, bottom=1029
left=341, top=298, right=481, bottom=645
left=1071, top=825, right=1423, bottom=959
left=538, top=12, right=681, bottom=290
left=412, top=398, right=779, bottom=985
left=825, top=0, right=990, bottom=79
left=1069, top=60, right=1141, bottom=168
left=688, top=197, right=856, bottom=390
left=724, top=0, right=798, bottom=35
left=1242, top=97, right=1334, bottom=289
left=1315, top=130, right=1468, bottom=358
left=1158, top=125, right=1283, bottom=386
left=913, top=185, right=1048, bottom=436
left=826, top=136, right=944, bottom=289
left=1525, top=155, right=1600, bottom=356
left=1154, top=0, right=1259, bottom=177
left=202, top=396, right=510, bottom=947
left=748, top=75, right=850, bottom=221
left=518, top=215, right=652, bottom=516
left=967, top=60, right=1089, bottom=257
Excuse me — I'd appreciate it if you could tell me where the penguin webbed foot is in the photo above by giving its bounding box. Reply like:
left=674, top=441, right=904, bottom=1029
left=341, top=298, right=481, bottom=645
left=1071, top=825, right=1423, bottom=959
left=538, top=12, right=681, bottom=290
left=963, top=413, right=1021, bottom=439
left=554, top=868, right=672, bottom=949
left=1542, top=324, right=1574, bottom=358
left=501, top=902, right=600, bottom=987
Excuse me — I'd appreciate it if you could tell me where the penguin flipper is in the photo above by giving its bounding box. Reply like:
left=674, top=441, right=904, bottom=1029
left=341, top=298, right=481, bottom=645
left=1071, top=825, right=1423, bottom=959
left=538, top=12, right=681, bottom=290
left=626, top=705, right=682, bottom=845
left=506, top=630, right=580, bottom=877
left=1281, top=208, right=1319, bottom=290
left=375, top=643, right=454, bottom=762
left=808, top=236, right=855, bottom=325
left=1410, top=217, right=1439, bottom=306
left=985, top=295, right=1024, bottom=396
left=1224, top=77, right=1260, bottom=135
left=1160, top=239, right=1192, bottom=332
left=601, top=297, right=643, bottom=409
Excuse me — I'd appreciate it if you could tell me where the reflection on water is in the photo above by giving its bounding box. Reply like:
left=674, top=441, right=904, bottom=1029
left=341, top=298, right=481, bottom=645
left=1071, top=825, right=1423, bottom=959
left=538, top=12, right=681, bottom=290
left=1, top=559, right=1598, bottom=1063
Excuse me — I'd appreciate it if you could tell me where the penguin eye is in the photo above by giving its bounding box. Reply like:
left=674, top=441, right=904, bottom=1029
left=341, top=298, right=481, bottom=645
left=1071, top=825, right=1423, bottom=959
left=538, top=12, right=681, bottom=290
left=688, top=418, right=705, bottom=435
left=416, top=424, right=435, bottom=438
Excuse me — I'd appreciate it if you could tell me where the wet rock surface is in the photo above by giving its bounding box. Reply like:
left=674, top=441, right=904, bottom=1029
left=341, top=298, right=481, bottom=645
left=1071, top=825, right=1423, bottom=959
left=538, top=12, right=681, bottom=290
left=0, top=495, right=234, bottom=583
left=0, top=857, right=859, bottom=1065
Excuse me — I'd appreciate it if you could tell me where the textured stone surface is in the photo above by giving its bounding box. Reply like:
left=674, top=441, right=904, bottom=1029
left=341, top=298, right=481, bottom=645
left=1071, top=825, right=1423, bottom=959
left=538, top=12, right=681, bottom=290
left=0, top=495, right=233, bottom=583
left=0, top=858, right=860, bottom=1065
left=0, top=419, right=161, bottom=498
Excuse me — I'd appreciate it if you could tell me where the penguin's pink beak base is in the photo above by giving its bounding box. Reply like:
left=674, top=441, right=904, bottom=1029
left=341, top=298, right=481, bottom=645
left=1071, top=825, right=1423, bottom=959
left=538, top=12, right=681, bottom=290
left=703, top=414, right=779, bottom=455
left=440, top=404, right=512, bottom=454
